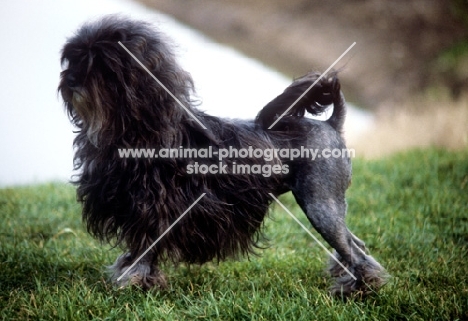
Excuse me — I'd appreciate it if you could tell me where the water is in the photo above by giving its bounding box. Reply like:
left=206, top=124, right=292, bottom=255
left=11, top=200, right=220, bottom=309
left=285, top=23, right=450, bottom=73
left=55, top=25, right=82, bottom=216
left=0, top=0, right=372, bottom=187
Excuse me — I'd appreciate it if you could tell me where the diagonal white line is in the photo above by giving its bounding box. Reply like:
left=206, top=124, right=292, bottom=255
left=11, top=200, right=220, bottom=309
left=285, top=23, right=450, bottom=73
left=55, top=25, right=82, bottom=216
left=268, top=42, right=356, bottom=130
left=268, top=193, right=357, bottom=281
left=117, top=193, right=206, bottom=282
left=118, top=41, right=207, bottom=130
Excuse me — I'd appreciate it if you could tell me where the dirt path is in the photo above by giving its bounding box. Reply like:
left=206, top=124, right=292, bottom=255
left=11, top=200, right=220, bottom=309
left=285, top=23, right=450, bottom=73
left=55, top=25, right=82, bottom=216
left=140, top=0, right=466, bottom=109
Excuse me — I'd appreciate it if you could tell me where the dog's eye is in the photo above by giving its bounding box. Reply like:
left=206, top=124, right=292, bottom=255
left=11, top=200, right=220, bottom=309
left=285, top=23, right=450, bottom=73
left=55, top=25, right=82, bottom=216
left=61, top=59, right=70, bottom=71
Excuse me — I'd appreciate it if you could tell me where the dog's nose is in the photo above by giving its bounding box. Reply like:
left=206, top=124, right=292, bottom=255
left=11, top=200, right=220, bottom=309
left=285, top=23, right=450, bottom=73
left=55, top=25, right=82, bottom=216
left=66, top=73, right=77, bottom=87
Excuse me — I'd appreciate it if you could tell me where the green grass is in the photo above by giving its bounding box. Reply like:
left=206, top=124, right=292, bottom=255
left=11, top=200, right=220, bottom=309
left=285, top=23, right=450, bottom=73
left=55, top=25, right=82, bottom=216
left=1, top=148, right=467, bottom=320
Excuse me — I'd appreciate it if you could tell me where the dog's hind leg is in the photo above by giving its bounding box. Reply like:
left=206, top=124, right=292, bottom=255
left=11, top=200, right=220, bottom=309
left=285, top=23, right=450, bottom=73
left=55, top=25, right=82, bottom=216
left=108, top=252, right=167, bottom=290
left=291, top=185, right=387, bottom=297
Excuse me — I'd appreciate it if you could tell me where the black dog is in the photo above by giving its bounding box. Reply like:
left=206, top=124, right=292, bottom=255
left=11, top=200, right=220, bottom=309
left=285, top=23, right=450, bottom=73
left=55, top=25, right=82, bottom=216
left=59, top=15, right=387, bottom=296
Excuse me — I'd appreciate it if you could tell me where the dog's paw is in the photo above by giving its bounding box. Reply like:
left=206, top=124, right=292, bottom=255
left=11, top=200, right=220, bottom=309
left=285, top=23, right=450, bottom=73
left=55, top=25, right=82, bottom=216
left=328, top=254, right=389, bottom=297
left=109, top=253, right=167, bottom=290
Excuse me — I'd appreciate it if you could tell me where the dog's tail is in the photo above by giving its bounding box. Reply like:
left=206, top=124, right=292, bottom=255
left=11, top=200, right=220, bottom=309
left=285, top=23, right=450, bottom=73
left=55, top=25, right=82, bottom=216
left=255, top=71, right=346, bottom=132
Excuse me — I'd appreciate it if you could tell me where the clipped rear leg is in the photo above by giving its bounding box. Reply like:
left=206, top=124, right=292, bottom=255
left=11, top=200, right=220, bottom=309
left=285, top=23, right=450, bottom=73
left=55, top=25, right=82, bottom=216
left=292, top=189, right=387, bottom=296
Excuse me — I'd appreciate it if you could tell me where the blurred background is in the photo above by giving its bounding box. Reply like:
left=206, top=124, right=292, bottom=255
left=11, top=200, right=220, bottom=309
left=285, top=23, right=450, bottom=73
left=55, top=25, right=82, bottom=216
left=142, top=0, right=468, bottom=155
left=0, top=0, right=467, bottom=186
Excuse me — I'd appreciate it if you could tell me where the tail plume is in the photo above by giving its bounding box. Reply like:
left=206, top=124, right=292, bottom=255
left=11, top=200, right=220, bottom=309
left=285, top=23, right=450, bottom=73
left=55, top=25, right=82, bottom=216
left=255, top=71, right=346, bottom=132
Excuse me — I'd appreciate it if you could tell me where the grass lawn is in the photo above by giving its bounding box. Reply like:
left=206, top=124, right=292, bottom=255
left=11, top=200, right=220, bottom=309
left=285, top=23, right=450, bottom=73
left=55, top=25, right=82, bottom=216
left=1, top=148, right=467, bottom=320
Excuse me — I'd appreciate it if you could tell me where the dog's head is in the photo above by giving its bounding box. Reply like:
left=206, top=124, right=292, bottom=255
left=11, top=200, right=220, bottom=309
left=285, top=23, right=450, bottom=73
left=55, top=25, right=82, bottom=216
left=58, top=15, right=194, bottom=146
